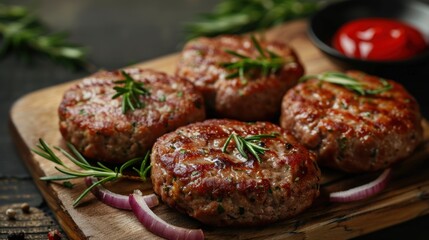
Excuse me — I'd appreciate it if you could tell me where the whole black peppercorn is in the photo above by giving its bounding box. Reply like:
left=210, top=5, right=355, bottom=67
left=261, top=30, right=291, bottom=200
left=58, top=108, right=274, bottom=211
left=7, top=232, right=26, bottom=240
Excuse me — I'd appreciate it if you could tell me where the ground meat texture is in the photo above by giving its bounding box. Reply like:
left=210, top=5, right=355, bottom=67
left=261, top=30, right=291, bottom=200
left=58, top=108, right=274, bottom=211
left=151, top=119, right=320, bottom=226
left=176, top=35, right=304, bottom=121
left=58, top=68, right=205, bottom=163
left=280, top=71, right=423, bottom=173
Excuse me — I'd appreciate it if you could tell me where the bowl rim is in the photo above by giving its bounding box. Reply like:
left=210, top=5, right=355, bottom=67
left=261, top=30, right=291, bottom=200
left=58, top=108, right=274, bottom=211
left=308, top=0, right=429, bottom=66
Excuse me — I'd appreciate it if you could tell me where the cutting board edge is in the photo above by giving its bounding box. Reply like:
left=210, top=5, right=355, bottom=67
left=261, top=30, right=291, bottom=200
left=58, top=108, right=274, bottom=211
left=9, top=118, right=87, bottom=240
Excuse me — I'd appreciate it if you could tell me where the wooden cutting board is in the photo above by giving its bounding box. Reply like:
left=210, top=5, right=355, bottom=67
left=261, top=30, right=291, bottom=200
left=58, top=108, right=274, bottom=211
left=9, top=20, right=429, bottom=240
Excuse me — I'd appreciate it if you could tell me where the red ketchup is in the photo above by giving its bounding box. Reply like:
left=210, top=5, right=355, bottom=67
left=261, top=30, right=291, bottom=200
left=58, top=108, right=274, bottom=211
left=333, top=18, right=427, bottom=61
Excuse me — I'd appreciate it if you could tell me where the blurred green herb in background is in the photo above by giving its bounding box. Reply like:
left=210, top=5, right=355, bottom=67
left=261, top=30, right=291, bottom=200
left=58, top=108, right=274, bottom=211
left=186, top=0, right=321, bottom=39
left=1, top=1, right=321, bottom=69
left=0, top=4, right=87, bottom=69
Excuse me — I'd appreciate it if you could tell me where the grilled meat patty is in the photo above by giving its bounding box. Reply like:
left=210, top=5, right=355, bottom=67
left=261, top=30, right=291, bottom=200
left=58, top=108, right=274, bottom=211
left=58, top=68, right=205, bottom=163
left=280, top=71, right=423, bottom=173
left=151, top=119, right=320, bottom=226
left=176, top=35, right=304, bottom=121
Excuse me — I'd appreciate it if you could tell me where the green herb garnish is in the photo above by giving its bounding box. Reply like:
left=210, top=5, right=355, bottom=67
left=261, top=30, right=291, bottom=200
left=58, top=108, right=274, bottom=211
left=217, top=204, right=225, bottom=214
left=62, top=181, right=74, bottom=189
left=239, top=207, right=245, bottom=215
left=185, top=0, right=319, bottom=39
left=337, top=137, right=348, bottom=160
left=300, top=72, right=392, bottom=95
left=112, top=71, right=150, bottom=114
left=220, top=35, right=290, bottom=83
left=159, top=95, right=166, bottom=102
left=32, top=139, right=151, bottom=207
left=222, top=132, right=278, bottom=162
left=0, top=4, right=87, bottom=69
left=132, top=151, right=151, bottom=182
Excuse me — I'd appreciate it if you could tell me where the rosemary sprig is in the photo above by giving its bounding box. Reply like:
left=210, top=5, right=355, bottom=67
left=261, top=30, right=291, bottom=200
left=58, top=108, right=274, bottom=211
left=133, top=151, right=151, bottom=182
left=0, top=4, right=87, bottom=69
left=300, top=72, right=393, bottom=95
left=222, top=132, right=278, bottom=162
left=112, top=71, right=150, bottom=114
left=32, top=138, right=151, bottom=207
left=220, top=35, right=290, bottom=83
left=185, top=0, right=320, bottom=39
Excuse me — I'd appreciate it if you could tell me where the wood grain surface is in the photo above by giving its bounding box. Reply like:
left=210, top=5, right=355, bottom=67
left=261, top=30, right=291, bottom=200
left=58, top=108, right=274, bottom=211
left=9, top=20, right=429, bottom=240
left=0, top=202, right=68, bottom=240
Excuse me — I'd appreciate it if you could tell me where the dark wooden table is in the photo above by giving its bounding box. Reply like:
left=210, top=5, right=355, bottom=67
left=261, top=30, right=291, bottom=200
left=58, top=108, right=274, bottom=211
left=1, top=1, right=428, bottom=239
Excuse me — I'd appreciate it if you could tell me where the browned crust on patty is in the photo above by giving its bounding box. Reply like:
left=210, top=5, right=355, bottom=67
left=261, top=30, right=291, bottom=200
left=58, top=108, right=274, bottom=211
left=151, top=119, right=320, bottom=226
left=58, top=68, right=205, bottom=163
left=176, top=35, right=304, bottom=121
left=280, top=70, right=423, bottom=173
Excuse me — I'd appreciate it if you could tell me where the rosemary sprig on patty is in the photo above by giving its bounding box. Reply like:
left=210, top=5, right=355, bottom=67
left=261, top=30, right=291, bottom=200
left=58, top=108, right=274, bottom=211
left=222, top=132, right=278, bottom=162
left=32, top=138, right=151, bottom=207
left=300, top=71, right=392, bottom=95
left=220, top=35, right=291, bottom=83
left=112, top=71, right=150, bottom=114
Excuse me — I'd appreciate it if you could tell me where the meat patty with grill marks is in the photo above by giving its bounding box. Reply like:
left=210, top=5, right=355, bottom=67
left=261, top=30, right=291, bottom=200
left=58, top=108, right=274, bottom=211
left=151, top=119, right=320, bottom=226
left=58, top=68, right=205, bottom=163
left=280, top=71, right=423, bottom=173
left=176, top=35, right=304, bottom=121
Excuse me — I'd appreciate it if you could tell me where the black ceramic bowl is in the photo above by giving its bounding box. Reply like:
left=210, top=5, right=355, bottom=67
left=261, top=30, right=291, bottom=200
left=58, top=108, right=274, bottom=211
left=308, top=0, right=429, bottom=81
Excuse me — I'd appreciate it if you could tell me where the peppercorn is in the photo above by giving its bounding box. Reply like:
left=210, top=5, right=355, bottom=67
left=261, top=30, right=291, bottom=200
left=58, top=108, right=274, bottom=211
left=6, top=208, right=16, bottom=220
left=7, top=231, right=25, bottom=240
left=21, top=203, right=30, bottom=214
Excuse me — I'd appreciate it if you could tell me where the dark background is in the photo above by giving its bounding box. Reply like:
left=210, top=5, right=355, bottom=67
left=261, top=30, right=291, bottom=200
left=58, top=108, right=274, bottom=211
left=1, top=0, right=428, bottom=239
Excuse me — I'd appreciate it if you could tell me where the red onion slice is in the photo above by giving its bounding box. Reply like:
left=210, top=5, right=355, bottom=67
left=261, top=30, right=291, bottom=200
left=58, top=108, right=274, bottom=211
left=84, top=177, right=159, bottom=209
left=129, top=192, right=204, bottom=240
left=329, top=168, right=391, bottom=202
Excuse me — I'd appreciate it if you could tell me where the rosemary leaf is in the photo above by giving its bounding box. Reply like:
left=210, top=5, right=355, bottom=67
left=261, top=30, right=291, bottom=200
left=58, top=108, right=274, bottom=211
left=133, top=151, right=152, bottom=181
left=63, top=181, right=75, bottom=189
left=66, top=142, right=90, bottom=165
left=119, top=157, right=141, bottom=174
left=225, top=49, right=249, bottom=59
left=251, top=34, right=266, bottom=58
left=40, top=175, right=80, bottom=181
left=300, top=72, right=393, bottom=96
left=73, top=176, right=113, bottom=207
left=222, top=133, right=234, bottom=153
left=233, top=133, right=247, bottom=159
